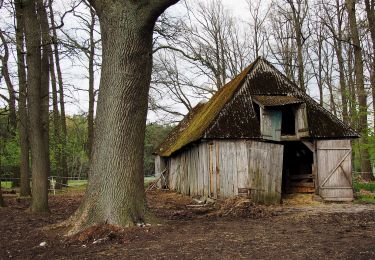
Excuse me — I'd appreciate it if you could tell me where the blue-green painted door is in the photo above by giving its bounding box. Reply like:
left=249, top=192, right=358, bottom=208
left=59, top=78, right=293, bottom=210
left=261, top=109, right=282, bottom=141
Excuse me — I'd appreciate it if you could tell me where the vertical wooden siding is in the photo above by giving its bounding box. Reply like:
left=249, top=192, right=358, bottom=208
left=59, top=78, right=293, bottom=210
left=154, top=155, right=166, bottom=188
left=166, top=140, right=283, bottom=204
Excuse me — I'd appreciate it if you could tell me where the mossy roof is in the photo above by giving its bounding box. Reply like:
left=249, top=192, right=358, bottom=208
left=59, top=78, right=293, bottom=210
left=156, top=58, right=358, bottom=157
left=156, top=61, right=255, bottom=157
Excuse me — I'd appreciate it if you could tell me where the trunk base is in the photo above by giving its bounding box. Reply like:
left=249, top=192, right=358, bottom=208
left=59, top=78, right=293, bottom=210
left=361, top=172, right=375, bottom=181
left=53, top=204, right=156, bottom=236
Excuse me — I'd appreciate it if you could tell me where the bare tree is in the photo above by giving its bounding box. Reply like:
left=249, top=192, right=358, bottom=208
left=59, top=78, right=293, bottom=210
left=279, top=0, right=310, bottom=91
left=15, top=0, right=31, bottom=196
left=174, top=0, right=251, bottom=89
left=268, top=5, right=297, bottom=82
left=321, top=0, right=349, bottom=122
left=364, top=0, right=375, bottom=130
left=60, top=0, right=100, bottom=160
left=246, top=0, right=270, bottom=59
left=0, top=29, right=16, bottom=131
left=151, top=51, right=213, bottom=119
left=48, top=0, right=69, bottom=186
left=321, top=40, right=337, bottom=116
left=308, top=6, right=324, bottom=106
left=345, top=0, right=374, bottom=181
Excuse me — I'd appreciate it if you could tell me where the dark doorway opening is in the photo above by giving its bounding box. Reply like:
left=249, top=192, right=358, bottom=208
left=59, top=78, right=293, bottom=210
left=281, top=106, right=295, bottom=136
left=282, top=142, right=314, bottom=193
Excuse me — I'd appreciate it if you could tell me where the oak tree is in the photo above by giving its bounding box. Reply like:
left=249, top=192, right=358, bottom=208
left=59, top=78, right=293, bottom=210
left=63, top=0, right=179, bottom=234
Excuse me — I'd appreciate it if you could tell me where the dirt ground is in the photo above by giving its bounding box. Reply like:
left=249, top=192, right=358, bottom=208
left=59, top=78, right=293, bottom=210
left=1, top=190, right=375, bottom=260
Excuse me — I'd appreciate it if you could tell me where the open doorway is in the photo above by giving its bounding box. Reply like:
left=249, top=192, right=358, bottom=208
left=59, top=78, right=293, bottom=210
left=282, top=142, right=314, bottom=194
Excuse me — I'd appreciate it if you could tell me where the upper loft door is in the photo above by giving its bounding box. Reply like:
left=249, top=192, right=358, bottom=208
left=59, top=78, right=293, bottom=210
left=253, top=95, right=309, bottom=141
left=296, top=103, right=309, bottom=138
left=260, top=108, right=282, bottom=141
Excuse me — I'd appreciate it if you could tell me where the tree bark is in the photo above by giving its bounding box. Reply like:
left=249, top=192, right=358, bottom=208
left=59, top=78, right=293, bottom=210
left=87, top=5, right=96, bottom=160
left=346, top=0, right=374, bottom=181
left=24, top=0, right=50, bottom=212
left=47, top=0, right=64, bottom=189
left=63, top=0, right=179, bottom=234
left=364, top=0, right=375, bottom=130
left=287, top=0, right=306, bottom=92
left=0, top=29, right=19, bottom=188
left=334, top=0, right=349, bottom=122
left=0, top=184, right=5, bottom=207
left=15, top=0, right=31, bottom=197
left=0, top=30, right=17, bottom=131
left=347, top=44, right=356, bottom=126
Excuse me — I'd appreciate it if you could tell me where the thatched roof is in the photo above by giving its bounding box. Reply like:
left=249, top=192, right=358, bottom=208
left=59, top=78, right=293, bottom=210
left=156, top=57, right=358, bottom=157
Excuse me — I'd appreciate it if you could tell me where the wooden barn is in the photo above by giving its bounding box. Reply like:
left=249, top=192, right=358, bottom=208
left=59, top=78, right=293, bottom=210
left=154, top=57, right=358, bottom=204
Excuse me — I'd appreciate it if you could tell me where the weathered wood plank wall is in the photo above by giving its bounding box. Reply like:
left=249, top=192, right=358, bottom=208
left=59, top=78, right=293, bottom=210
left=163, top=139, right=353, bottom=203
left=166, top=140, right=283, bottom=204
left=154, top=156, right=166, bottom=188
left=317, top=140, right=353, bottom=201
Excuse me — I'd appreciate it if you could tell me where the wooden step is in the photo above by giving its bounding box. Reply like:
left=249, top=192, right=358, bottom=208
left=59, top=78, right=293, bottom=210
left=287, top=187, right=315, bottom=193
left=289, top=182, right=315, bottom=188
left=289, top=174, right=314, bottom=180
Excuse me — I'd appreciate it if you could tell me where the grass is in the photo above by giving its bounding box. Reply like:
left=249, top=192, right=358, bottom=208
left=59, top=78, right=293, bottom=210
left=0, top=182, right=12, bottom=189
left=2, top=178, right=156, bottom=190
left=144, top=176, right=156, bottom=188
left=356, top=194, right=375, bottom=203
left=67, top=180, right=87, bottom=187
left=353, top=182, right=375, bottom=193
left=354, top=181, right=375, bottom=203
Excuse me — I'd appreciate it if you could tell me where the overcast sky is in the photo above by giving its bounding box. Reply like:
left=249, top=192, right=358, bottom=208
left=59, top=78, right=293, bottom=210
left=0, top=0, right=277, bottom=122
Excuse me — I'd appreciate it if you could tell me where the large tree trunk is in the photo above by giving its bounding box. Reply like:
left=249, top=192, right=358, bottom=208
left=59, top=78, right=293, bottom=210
left=24, top=0, right=50, bottom=213
left=15, top=0, right=31, bottom=197
left=63, top=0, right=178, bottom=235
left=346, top=0, right=374, bottom=181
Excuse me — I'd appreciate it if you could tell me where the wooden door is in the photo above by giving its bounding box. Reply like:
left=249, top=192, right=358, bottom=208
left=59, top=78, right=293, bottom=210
left=248, top=141, right=284, bottom=204
left=296, top=103, right=309, bottom=138
left=317, top=140, right=353, bottom=201
left=261, top=108, right=282, bottom=141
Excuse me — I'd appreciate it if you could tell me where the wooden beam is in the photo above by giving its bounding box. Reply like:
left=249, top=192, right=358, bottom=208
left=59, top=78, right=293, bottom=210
left=289, top=174, right=314, bottom=180
left=302, top=141, right=314, bottom=152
